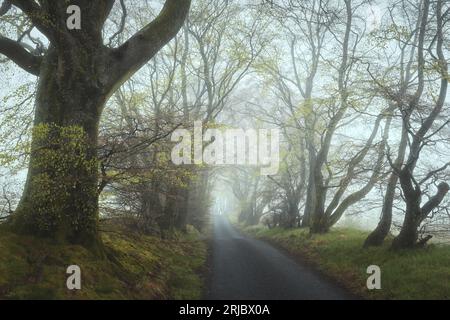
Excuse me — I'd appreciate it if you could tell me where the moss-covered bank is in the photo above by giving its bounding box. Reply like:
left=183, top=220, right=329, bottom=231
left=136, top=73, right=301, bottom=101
left=0, top=221, right=207, bottom=300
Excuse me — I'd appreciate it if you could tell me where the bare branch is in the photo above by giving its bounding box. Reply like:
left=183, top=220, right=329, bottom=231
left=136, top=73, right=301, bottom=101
left=108, top=0, right=191, bottom=92
left=108, top=0, right=127, bottom=46
left=9, top=0, right=52, bottom=39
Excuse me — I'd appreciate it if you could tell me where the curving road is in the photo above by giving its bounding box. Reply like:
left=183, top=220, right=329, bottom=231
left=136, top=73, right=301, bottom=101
left=207, top=214, right=355, bottom=300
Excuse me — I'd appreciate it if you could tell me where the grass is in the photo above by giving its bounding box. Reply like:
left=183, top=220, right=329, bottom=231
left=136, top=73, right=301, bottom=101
left=0, top=222, right=208, bottom=300
left=239, top=224, right=450, bottom=300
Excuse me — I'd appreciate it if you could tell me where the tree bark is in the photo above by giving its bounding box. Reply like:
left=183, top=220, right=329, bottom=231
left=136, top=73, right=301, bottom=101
left=12, top=47, right=108, bottom=249
left=310, top=169, right=329, bottom=233
left=390, top=171, right=422, bottom=250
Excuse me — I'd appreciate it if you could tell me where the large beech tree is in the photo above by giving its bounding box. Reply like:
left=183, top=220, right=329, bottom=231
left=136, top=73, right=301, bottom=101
left=0, top=0, right=191, bottom=248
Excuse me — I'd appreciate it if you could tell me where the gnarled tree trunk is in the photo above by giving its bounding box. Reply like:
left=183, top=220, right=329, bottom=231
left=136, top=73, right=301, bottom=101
left=392, top=179, right=449, bottom=250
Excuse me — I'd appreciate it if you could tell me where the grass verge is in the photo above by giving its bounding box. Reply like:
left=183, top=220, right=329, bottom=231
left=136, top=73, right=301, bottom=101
left=0, top=222, right=208, bottom=300
left=239, top=224, right=450, bottom=300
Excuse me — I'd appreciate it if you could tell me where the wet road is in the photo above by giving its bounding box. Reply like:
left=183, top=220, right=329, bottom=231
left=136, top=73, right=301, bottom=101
left=207, top=215, right=354, bottom=300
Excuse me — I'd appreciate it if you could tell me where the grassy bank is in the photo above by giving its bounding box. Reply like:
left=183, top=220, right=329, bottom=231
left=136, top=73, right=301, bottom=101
left=0, top=222, right=208, bottom=300
left=239, top=224, right=450, bottom=300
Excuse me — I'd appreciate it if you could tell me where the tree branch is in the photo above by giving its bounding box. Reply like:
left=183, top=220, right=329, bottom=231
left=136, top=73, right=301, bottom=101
left=0, top=35, right=42, bottom=75
left=421, top=182, right=450, bottom=220
left=9, top=0, right=52, bottom=39
left=108, top=0, right=127, bottom=46
left=108, top=0, right=191, bottom=92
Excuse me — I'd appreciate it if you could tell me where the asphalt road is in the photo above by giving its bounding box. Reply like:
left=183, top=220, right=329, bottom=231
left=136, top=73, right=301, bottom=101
left=207, top=214, right=355, bottom=300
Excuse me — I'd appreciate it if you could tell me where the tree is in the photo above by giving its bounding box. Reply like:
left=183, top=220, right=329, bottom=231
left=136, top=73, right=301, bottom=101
left=261, top=0, right=331, bottom=228
left=0, top=0, right=191, bottom=249
left=170, top=0, right=267, bottom=231
left=222, top=166, right=271, bottom=226
left=391, top=0, right=449, bottom=249
left=364, top=1, right=421, bottom=247
left=94, top=0, right=265, bottom=235
left=362, top=0, right=450, bottom=249
left=256, top=0, right=388, bottom=233
left=269, top=137, right=306, bottom=228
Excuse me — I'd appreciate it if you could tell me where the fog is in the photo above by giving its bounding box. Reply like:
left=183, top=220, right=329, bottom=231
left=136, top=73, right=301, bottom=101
left=1, top=0, right=450, bottom=243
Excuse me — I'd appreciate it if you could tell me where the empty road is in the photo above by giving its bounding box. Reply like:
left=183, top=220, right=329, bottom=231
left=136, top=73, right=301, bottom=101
left=207, top=214, right=355, bottom=300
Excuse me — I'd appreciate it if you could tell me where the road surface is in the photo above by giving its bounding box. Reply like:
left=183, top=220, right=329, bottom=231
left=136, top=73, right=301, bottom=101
left=207, top=214, right=355, bottom=300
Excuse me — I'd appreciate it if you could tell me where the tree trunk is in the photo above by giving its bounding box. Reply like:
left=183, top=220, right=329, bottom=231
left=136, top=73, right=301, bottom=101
left=159, top=183, right=182, bottom=234
left=140, top=182, right=162, bottom=234
left=391, top=209, right=420, bottom=250
left=175, top=187, right=189, bottom=232
left=286, top=204, right=295, bottom=228
left=310, top=167, right=329, bottom=234
left=363, top=173, right=397, bottom=247
left=301, top=151, right=316, bottom=227
left=364, top=104, right=407, bottom=247
left=12, top=48, right=107, bottom=250
left=392, top=181, right=449, bottom=250
left=281, top=198, right=299, bottom=228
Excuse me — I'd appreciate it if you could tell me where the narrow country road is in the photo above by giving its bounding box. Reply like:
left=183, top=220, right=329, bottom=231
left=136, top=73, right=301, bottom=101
left=207, top=214, right=355, bottom=300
